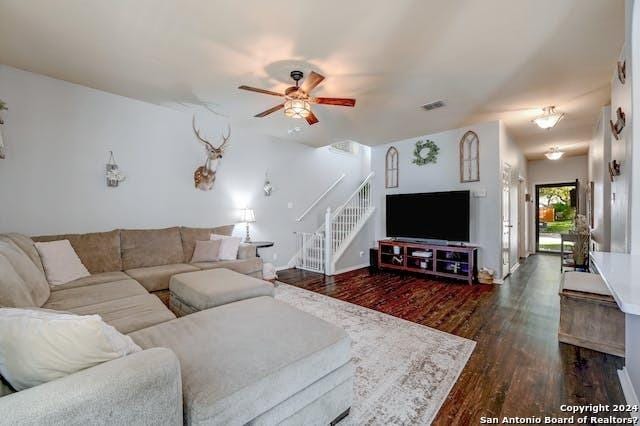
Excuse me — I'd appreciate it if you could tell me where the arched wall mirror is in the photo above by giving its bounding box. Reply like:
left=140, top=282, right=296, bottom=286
left=385, top=146, right=399, bottom=188
left=460, top=131, right=480, bottom=182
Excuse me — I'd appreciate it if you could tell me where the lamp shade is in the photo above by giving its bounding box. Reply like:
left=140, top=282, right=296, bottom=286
left=240, top=208, right=256, bottom=223
left=284, top=99, right=311, bottom=118
left=533, top=106, right=564, bottom=129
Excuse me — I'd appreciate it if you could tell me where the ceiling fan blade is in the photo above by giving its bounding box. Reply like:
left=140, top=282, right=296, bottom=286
left=313, top=97, right=356, bottom=107
left=300, top=71, right=325, bottom=94
left=305, top=111, right=319, bottom=125
left=255, top=104, right=285, bottom=117
left=238, top=85, right=284, bottom=97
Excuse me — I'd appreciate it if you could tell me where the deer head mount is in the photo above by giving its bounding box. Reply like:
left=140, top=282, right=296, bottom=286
left=192, top=116, right=230, bottom=191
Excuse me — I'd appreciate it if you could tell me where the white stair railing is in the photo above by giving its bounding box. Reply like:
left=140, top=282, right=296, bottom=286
left=296, top=174, right=346, bottom=222
left=295, top=172, right=375, bottom=274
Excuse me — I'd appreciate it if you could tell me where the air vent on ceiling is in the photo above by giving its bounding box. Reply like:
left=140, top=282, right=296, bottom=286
left=330, top=140, right=359, bottom=156
left=421, top=100, right=446, bottom=111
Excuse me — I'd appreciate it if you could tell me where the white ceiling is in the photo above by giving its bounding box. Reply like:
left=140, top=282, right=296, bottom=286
left=0, top=0, right=624, bottom=157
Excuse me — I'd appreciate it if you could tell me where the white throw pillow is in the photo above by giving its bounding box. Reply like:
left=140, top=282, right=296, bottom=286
left=210, top=234, right=242, bottom=260
left=0, top=308, right=141, bottom=391
left=191, top=239, right=222, bottom=263
left=34, top=240, right=90, bottom=286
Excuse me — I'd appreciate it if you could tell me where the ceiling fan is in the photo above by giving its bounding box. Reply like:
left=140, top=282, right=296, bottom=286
left=238, top=70, right=356, bottom=125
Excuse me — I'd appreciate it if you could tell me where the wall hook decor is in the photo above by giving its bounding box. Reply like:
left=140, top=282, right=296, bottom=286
left=608, top=160, right=621, bottom=182
left=106, top=151, right=126, bottom=187
left=0, top=100, right=7, bottom=159
left=617, top=60, right=626, bottom=84
left=610, top=107, right=626, bottom=140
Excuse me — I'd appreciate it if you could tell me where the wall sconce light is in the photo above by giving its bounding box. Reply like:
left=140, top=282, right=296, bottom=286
left=263, top=171, right=273, bottom=196
left=106, top=151, right=126, bottom=187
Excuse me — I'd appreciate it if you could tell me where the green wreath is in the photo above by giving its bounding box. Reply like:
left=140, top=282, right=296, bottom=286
left=412, top=140, right=439, bottom=165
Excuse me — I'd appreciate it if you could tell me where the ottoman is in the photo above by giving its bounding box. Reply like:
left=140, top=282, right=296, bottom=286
left=169, top=268, right=275, bottom=316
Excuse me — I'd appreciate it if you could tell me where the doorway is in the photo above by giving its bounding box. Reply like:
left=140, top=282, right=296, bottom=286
left=502, top=164, right=512, bottom=278
left=535, top=181, right=578, bottom=253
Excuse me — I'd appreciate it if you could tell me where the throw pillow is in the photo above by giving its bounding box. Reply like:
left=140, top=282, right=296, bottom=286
left=34, top=240, right=90, bottom=286
left=210, top=234, right=242, bottom=260
left=0, top=308, right=141, bottom=391
left=191, top=239, right=222, bottom=263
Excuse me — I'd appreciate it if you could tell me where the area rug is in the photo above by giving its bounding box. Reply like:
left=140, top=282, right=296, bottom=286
left=274, top=283, right=476, bottom=425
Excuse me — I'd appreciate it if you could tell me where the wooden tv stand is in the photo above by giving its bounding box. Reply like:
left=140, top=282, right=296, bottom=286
left=378, top=240, right=478, bottom=284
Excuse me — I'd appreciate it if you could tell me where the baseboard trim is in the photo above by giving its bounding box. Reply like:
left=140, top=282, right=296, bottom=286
left=275, top=265, right=291, bottom=272
left=619, top=367, right=640, bottom=409
left=333, top=263, right=369, bottom=275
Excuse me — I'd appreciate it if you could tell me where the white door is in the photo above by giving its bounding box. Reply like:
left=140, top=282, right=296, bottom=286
left=502, top=164, right=512, bottom=279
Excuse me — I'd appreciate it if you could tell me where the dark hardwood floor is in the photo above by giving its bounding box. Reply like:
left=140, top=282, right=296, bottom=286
left=278, top=254, right=626, bottom=425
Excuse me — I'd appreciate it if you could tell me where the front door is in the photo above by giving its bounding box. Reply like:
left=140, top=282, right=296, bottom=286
left=535, top=181, right=578, bottom=252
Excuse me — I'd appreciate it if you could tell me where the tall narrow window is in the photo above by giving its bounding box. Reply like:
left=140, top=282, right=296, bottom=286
left=385, top=146, right=399, bottom=188
left=460, top=131, right=479, bottom=182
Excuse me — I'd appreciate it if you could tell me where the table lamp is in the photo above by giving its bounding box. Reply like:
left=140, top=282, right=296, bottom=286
left=239, top=208, right=256, bottom=243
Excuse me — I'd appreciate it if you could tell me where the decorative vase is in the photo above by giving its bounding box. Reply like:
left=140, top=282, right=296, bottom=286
left=572, top=234, right=588, bottom=266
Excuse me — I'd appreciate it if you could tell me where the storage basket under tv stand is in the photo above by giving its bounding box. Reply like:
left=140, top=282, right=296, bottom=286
left=378, top=240, right=478, bottom=285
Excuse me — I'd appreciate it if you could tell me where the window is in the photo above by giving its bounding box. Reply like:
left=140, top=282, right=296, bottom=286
left=385, top=147, right=399, bottom=188
left=460, top=131, right=479, bottom=182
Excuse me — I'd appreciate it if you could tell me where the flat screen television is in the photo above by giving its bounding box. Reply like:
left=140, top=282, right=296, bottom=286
left=386, top=190, right=470, bottom=242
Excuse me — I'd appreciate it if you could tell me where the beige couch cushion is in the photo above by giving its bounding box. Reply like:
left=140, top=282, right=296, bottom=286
left=50, top=271, right=131, bottom=292
left=180, top=225, right=234, bottom=262
left=191, top=257, right=263, bottom=277
left=69, top=294, right=176, bottom=334
left=0, top=241, right=50, bottom=308
left=44, top=279, right=147, bottom=311
left=0, top=233, right=44, bottom=273
left=121, top=227, right=184, bottom=270
left=170, top=268, right=274, bottom=311
left=129, top=296, right=351, bottom=425
left=33, top=230, right=122, bottom=273
left=125, top=263, right=199, bottom=292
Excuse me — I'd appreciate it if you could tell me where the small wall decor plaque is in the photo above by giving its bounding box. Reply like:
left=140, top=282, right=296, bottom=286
left=412, top=140, right=439, bottom=166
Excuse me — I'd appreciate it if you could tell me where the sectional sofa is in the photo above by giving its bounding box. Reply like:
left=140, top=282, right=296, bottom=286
left=0, top=227, right=354, bottom=425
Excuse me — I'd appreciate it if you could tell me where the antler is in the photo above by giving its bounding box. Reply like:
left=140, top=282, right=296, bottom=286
left=218, top=126, right=231, bottom=152
left=192, top=115, right=231, bottom=152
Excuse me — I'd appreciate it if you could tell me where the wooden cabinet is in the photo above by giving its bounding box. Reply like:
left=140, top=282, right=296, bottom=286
left=378, top=240, right=478, bottom=284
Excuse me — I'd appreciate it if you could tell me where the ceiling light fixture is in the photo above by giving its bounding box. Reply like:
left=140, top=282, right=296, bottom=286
left=533, top=106, right=564, bottom=129
left=545, top=147, right=564, bottom=160
left=284, top=99, right=311, bottom=119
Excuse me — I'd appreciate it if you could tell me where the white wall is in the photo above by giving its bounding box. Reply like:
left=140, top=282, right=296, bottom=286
left=588, top=106, right=612, bottom=252
left=371, top=121, right=503, bottom=274
left=0, top=65, right=372, bottom=270
left=526, top=155, right=589, bottom=252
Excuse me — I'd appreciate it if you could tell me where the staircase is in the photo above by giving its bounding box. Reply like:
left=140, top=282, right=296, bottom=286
left=295, top=172, right=375, bottom=275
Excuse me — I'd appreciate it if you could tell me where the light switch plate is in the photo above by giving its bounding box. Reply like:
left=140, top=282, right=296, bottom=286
left=287, top=202, right=293, bottom=209
left=473, top=190, right=487, bottom=198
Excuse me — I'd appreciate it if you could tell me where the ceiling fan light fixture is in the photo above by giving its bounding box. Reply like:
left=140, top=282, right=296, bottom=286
left=533, top=106, right=564, bottom=129
left=284, top=99, right=311, bottom=119
left=545, top=147, right=564, bottom=160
